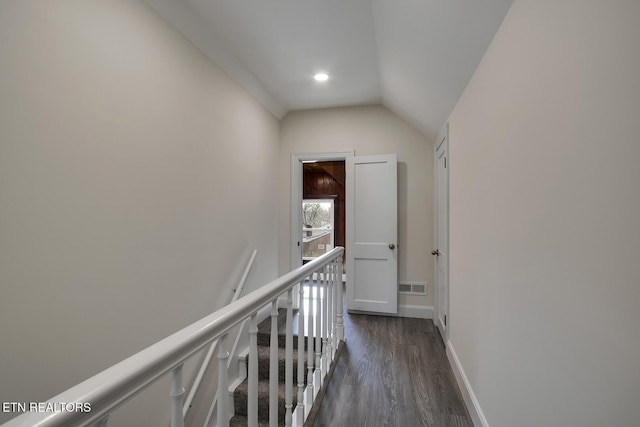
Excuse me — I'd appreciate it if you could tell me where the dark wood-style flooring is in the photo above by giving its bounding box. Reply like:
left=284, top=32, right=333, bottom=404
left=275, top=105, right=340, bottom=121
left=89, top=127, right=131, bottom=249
left=308, top=299, right=472, bottom=427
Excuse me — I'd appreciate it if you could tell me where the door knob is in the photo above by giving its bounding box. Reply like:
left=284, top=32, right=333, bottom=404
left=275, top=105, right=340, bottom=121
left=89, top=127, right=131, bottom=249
left=389, top=244, right=396, bottom=250
left=431, top=249, right=440, bottom=256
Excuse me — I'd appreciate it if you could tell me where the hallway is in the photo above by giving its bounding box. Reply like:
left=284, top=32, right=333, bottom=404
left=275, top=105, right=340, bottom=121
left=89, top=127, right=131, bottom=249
left=309, top=305, right=471, bottom=427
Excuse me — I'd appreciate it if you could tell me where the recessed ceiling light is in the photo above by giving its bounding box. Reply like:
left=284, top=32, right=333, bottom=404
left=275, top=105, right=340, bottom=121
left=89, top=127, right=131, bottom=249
left=314, top=72, right=329, bottom=82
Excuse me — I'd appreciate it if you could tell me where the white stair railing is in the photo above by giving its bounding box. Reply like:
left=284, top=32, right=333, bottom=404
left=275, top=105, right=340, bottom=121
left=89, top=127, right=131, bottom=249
left=1, top=247, right=344, bottom=427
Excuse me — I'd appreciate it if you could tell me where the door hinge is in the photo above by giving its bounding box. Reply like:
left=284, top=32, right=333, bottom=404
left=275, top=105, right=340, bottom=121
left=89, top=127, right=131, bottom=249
left=298, top=241, right=300, bottom=247
left=444, top=157, right=447, bottom=168
left=444, top=315, right=447, bottom=326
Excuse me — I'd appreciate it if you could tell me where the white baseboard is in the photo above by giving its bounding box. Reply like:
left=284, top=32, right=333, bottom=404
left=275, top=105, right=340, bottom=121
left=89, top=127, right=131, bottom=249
left=446, top=341, right=489, bottom=427
left=397, top=304, right=434, bottom=319
left=347, top=304, right=433, bottom=319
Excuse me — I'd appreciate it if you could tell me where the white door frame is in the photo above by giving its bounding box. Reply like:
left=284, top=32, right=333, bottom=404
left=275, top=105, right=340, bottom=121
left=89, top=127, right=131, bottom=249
left=290, top=151, right=354, bottom=270
left=435, top=123, right=450, bottom=342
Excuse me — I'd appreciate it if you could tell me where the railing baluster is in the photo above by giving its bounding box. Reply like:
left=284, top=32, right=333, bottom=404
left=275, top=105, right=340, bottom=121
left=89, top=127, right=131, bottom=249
left=217, top=333, right=230, bottom=427
left=321, top=266, right=329, bottom=378
left=327, top=262, right=334, bottom=360
left=336, top=257, right=344, bottom=342
left=170, top=364, right=185, bottom=427
left=297, top=278, right=306, bottom=425
left=315, top=270, right=322, bottom=384
left=332, top=259, right=338, bottom=354
left=270, top=300, right=279, bottom=427
left=285, top=289, right=294, bottom=426
left=307, top=275, right=315, bottom=392
left=248, top=313, right=259, bottom=427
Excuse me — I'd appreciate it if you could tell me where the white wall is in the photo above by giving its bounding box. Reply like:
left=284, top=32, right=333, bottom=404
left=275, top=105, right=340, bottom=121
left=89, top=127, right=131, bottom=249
left=0, top=1, right=279, bottom=425
left=279, top=105, right=434, bottom=309
left=448, top=1, right=640, bottom=426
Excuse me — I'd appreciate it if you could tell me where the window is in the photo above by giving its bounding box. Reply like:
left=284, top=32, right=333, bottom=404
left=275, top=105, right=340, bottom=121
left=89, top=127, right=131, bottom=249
left=302, top=199, right=334, bottom=261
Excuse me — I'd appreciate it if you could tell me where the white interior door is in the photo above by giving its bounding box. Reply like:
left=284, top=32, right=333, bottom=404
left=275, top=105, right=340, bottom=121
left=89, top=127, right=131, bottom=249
left=346, top=154, right=398, bottom=314
left=435, top=125, right=449, bottom=339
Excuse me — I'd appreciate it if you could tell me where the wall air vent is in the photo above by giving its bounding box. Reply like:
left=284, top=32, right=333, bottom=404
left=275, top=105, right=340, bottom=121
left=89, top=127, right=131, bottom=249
left=398, top=282, right=427, bottom=295
left=412, top=284, right=426, bottom=294
left=399, top=283, right=412, bottom=293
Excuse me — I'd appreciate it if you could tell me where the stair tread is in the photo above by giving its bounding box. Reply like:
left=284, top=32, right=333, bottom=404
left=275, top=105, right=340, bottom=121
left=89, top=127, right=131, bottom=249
left=252, top=344, right=309, bottom=381
left=229, top=414, right=269, bottom=427
left=233, top=378, right=296, bottom=422
left=255, top=343, right=308, bottom=358
left=234, top=377, right=289, bottom=397
left=230, top=305, right=330, bottom=424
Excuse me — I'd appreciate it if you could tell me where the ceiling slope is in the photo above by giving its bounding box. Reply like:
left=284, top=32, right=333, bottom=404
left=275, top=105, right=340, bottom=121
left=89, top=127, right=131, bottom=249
left=145, top=0, right=514, bottom=140
left=144, top=0, right=287, bottom=117
left=183, top=0, right=382, bottom=111
left=373, top=0, right=515, bottom=139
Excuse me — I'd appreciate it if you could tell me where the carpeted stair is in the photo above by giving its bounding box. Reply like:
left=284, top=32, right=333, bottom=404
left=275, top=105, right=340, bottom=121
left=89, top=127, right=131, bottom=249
left=229, top=309, right=315, bottom=426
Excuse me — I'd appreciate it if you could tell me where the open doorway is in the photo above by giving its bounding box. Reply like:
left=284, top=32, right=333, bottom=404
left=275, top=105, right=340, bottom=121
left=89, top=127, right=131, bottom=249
left=302, top=161, right=345, bottom=265
left=291, top=152, right=352, bottom=271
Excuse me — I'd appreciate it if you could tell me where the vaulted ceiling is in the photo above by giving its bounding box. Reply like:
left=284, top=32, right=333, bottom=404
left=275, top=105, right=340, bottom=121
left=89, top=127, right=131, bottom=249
left=145, top=0, right=514, bottom=140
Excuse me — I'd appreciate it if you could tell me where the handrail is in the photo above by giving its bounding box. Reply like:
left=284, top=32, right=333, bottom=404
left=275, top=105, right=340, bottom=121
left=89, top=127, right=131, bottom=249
left=2, top=247, right=344, bottom=427
left=182, top=249, right=258, bottom=417
left=233, top=249, right=259, bottom=300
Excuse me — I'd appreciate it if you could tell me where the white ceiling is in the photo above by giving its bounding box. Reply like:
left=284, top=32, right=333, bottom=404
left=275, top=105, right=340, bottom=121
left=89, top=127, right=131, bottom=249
left=145, top=0, right=514, bottom=140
